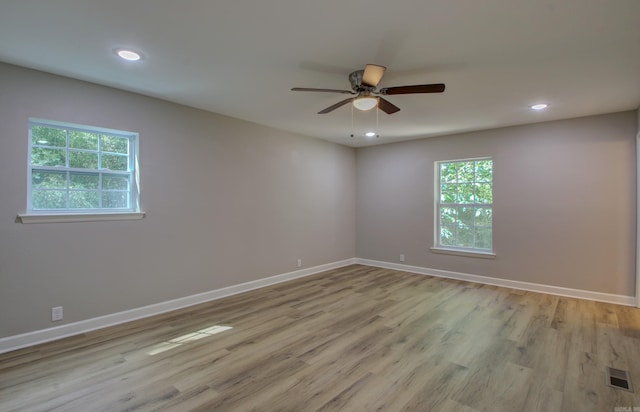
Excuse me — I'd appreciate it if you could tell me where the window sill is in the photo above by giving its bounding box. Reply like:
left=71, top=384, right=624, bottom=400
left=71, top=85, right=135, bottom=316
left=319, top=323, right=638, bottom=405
left=17, top=212, right=146, bottom=224
left=430, top=247, right=496, bottom=259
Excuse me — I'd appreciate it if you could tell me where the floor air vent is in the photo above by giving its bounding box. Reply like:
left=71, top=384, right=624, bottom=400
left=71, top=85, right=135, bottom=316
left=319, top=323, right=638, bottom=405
left=606, top=367, right=633, bottom=392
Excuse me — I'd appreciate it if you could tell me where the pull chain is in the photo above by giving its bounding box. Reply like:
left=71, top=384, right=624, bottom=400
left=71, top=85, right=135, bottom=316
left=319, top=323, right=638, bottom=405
left=376, top=102, right=380, bottom=138
left=350, top=104, right=354, bottom=138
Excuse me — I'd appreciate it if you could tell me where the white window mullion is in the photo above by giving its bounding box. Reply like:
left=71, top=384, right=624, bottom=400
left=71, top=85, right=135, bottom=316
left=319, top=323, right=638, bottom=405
left=129, top=135, right=136, bottom=210
left=97, top=134, right=102, bottom=170
left=65, top=128, right=70, bottom=168
left=98, top=173, right=103, bottom=209
left=27, top=128, right=33, bottom=212
left=65, top=170, right=70, bottom=209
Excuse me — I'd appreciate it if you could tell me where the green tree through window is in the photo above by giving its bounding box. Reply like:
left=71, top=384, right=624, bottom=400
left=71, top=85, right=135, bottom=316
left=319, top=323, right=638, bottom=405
left=28, top=120, right=138, bottom=213
left=437, top=158, right=493, bottom=251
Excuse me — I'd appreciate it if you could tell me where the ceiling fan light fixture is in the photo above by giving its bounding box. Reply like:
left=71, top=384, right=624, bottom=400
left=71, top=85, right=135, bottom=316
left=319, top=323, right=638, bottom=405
left=353, top=96, right=378, bottom=111
left=364, top=131, right=376, bottom=137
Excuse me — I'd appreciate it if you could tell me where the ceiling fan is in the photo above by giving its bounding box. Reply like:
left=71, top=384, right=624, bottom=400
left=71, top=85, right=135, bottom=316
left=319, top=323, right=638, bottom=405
left=291, top=64, right=445, bottom=115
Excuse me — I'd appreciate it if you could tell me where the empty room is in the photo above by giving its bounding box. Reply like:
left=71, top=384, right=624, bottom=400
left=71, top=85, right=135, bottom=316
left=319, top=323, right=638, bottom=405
left=1, top=1, right=639, bottom=411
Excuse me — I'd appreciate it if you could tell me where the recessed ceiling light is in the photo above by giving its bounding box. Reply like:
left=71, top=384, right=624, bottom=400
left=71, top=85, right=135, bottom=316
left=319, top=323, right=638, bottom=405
left=364, top=132, right=376, bottom=137
left=115, top=49, right=142, bottom=61
left=530, top=103, right=548, bottom=111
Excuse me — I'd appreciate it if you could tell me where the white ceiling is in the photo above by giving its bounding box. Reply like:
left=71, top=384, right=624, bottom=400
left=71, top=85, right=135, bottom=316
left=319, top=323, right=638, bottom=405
left=1, top=1, right=639, bottom=147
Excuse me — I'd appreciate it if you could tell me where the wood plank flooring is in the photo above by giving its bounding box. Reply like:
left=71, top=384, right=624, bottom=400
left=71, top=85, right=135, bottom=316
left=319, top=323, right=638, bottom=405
left=1, top=265, right=639, bottom=411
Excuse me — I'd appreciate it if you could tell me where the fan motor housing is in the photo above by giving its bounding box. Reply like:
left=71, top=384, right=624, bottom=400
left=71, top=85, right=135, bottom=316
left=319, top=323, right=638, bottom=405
left=349, top=70, right=375, bottom=93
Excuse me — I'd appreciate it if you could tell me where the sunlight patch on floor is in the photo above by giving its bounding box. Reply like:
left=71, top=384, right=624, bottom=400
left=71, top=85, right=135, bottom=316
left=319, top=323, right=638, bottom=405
left=147, top=325, right=233, bottom=355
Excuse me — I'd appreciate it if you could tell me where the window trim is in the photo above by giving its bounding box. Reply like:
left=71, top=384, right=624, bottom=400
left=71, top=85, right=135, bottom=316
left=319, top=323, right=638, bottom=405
left=430, top=246, right=496, bottom=259
left=22, top=118, right=142, bottom=220
left=433, top=156, right=494, bottom=255
left=17, top=211, right=145, bottom=224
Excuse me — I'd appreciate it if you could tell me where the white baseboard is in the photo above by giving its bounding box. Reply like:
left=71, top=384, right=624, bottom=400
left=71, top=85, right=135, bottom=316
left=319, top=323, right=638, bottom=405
left=0, top=258, right=357, bottom=355
left=355, top=258, right=637, bottom=307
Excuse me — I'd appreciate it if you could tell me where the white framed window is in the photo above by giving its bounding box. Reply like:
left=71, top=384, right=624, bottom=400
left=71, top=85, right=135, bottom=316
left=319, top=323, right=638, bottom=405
left=434, top=157, right=493, bottom=255
left=25, top=119, right=141, bottom=218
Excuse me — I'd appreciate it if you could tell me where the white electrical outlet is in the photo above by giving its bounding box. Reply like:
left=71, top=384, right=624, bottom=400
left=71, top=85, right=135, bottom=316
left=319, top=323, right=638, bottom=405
left=399, top=254, right=405, bottom=262
left=51, top=306, right=63, bottom=322
left=297, top=259, right=302, bottom=267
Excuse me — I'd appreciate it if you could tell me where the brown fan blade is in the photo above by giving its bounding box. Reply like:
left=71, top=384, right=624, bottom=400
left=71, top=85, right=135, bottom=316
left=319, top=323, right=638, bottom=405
left=318, top=98, right=354, bottom=114
left=361, top=64, right=386, bottom=87
left=377, top=97, right=400, bottom=114
left=379, top=83, right=445, bottom=95
left=291, top=87, right=355, bottom=94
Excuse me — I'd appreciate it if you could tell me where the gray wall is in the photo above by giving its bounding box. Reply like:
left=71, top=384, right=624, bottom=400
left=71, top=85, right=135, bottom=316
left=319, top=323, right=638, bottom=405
left=0, top=63, right=356, bottom=338
left=356, top=111, right=637, bottom=296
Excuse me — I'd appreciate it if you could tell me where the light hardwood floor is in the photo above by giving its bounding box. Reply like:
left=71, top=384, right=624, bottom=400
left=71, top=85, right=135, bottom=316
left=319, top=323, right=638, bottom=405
left=1, top=265, right=639, bottom=411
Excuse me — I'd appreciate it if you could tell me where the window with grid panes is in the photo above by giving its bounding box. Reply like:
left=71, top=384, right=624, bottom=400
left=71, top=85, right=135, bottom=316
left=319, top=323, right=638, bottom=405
left=436, top=158, right=493, bottom=252
left=28, top=119, right=139, bottom=213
